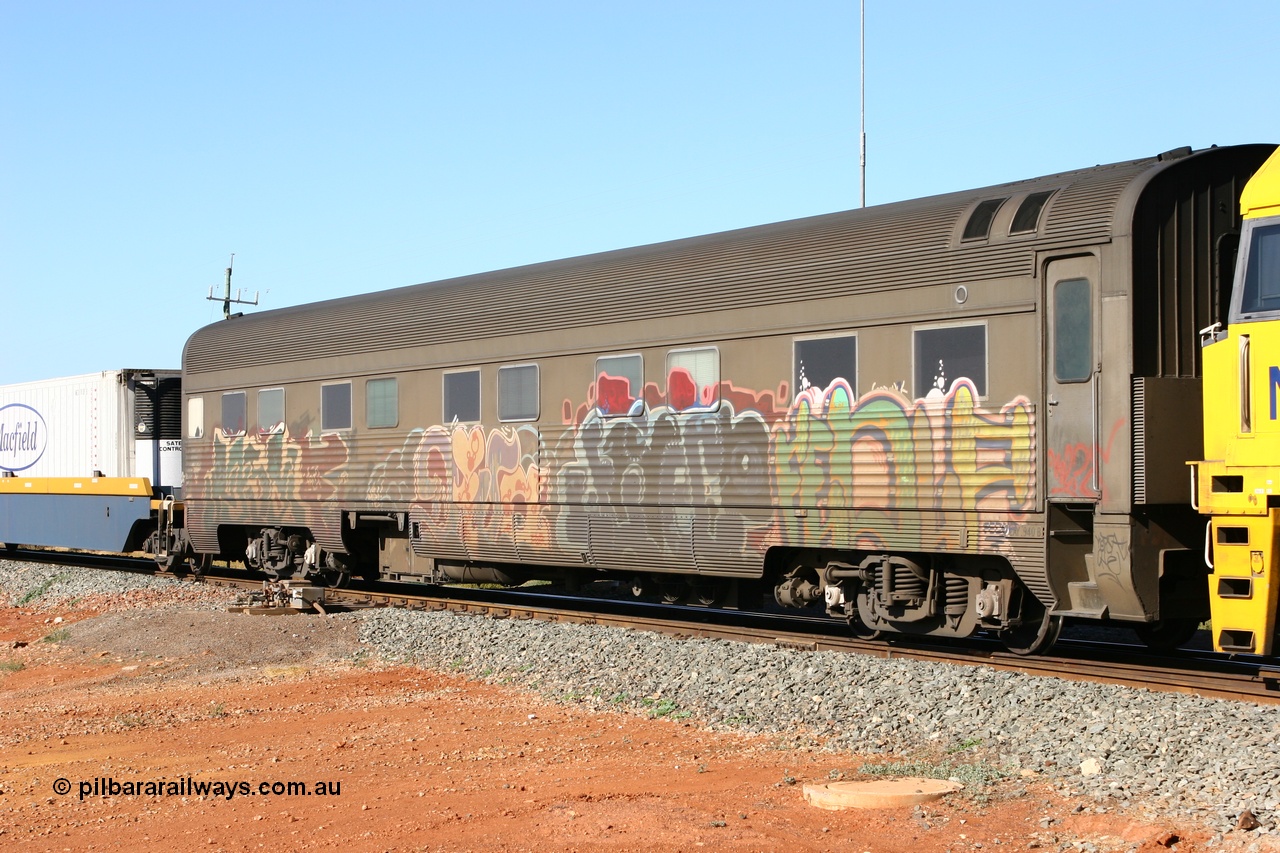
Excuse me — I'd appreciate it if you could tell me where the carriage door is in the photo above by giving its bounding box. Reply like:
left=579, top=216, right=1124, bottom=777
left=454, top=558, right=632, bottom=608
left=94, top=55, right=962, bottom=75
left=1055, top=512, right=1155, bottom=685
left=1045, top=256, right=1100, bottom=500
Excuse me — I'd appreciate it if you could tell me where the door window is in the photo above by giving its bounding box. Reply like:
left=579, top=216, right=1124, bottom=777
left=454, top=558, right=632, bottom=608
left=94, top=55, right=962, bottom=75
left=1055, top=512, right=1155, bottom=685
left=1053, top=278, right=1092, bottom=382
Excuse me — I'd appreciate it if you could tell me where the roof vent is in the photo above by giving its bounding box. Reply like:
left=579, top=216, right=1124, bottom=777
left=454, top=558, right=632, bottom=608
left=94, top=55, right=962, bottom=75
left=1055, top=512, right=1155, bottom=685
left=1156, top=146, right=1192, bottom=162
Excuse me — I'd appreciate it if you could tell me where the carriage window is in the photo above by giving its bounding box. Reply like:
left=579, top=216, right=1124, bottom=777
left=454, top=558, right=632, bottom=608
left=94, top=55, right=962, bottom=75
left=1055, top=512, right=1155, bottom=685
left=666, top=347, right=719, bottom=412
left=962, top=197, right=1007, bottom=241
left=1010, top=190, right=1055, bottom=234
left=794, top=335, right=857, bottom=395
left=1053, top=278, right=1093, bottom=382
left=914, top=324, right=987, bottom=397
left=596, top=354, right=643, bottom=416
left=444, top=370, right=481, bottom=423
left=220, top=392, right=246, bottom=436
left=257, top=388, right=285, bottom=435
left=321, top=382, right=352, bottom=431
left=187, top=396, right=204, bottom=439
left=366, top=378, right=398, bottom=428
left=498, top=365, right=539, bottom=421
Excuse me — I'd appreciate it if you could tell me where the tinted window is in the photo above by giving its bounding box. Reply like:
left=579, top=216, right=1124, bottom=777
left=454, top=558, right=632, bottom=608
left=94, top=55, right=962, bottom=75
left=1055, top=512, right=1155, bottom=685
left=322, top=383, right=352, bottom=431
left=258, top=388, right=284, bottom=434
left=1238, top=221, right=1280, bottom=318
left=794, top=335, right=857, bottom=394
left=221, top=392, right=246, bottom=436
left=1010, top=190, right=1054, bottom=234
left=498, top=365, right=539, bottom=421
left=1053, top=278, right=1092, bottom=382
left=596, top=354, right=643, bottom=416
left=666, top=348, right=719, bottom=412
left=914, top=324, right=987, bottom=397
left=367, top=378, right=398, bottom=428
left=444, top=370, right=481, bottom=423
left=962, top=198, right=1007, bottom=241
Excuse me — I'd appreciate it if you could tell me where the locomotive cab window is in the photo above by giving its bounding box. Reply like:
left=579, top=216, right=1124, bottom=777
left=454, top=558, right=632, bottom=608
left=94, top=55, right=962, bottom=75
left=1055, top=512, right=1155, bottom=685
left=666, top=347, right=720, bottom=412
left=913, top=323, right=987, bottom=397
left=794, top=334, right=857, bottom=395
left=187, top=396, right=204, bottom=439
left=498, top=365, right=539, bottom=422
left=596, top=354, right=643, bottom=417
left=1235, top=218, right=1280, bottom=320
left=321, top=382, right=352, bottom=432
left=1053, top=278, right=1093, bottom=382
left=444, top=369, right=481, bottom=423
left=257, top=388, right=285, bottom=435
left=220, top=391, right=246, bottom=436
left=962, top=198, right=1008, bottom=241
left=366, top=377, right=398, bottom=428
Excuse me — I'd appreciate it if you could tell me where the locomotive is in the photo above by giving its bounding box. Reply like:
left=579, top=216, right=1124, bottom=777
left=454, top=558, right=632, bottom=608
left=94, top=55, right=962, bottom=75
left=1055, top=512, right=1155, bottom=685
left=1193, top=145, right=1280, bottom=655
left=4, top=143, right=1277, bottom=656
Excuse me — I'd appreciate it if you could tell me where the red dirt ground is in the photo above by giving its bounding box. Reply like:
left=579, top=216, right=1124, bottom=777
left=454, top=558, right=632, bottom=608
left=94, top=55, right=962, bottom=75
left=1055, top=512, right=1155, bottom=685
left=0, top=600, right=1271, bottom=853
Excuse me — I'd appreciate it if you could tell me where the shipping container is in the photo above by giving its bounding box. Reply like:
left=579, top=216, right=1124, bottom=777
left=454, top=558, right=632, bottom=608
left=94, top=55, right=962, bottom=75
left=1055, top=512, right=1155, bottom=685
left=0, top=369, right=182, bottom=492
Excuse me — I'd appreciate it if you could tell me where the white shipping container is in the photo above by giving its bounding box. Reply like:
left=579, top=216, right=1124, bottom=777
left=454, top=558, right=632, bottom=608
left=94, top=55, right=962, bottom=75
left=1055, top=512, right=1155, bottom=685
left=0, top=369, right=182, bottom=492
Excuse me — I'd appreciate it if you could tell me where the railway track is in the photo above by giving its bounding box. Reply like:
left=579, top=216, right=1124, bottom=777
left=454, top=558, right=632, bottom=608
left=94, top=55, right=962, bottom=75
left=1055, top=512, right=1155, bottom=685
left=349, top=586, right=1280, bottom=705
left=9, top=547, right=1280, bottom=704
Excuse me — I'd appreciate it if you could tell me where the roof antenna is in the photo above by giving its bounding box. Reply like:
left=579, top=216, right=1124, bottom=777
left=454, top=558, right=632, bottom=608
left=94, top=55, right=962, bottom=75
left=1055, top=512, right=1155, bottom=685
left=207, top=253, right=259, bottom=319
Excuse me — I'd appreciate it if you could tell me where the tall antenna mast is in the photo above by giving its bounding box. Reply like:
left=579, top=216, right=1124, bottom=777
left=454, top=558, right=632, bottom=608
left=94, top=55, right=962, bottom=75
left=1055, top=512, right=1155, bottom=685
left=207, top=253, right=259, bottom=319
left=860, top=0, right=867, bottom=208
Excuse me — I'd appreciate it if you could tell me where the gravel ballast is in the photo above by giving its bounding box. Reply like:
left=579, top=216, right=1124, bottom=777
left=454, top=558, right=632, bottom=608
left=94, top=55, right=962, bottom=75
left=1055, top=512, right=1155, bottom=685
left=354, top=607, right=1280, bottom=838
left=3, top=558, right=1279, bottom=840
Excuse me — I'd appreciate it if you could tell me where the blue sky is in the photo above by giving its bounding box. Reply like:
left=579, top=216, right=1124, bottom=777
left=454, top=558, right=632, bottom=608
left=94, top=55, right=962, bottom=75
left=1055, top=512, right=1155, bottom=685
left=2, top=1, right=1276, bottom=385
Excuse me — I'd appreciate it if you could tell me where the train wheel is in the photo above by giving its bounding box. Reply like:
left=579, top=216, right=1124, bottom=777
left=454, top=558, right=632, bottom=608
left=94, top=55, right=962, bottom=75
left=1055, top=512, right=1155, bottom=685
left=846, top=604, right=882, bottom=641
left=659, top=580, right=688, bottom=605
left=1133, top=617, right=1201, bottom=651
left=319, top=552, right=351, bottom=588
left=999, top=597, right=1063, bottom=655
left=630, top=575, right=658, bottom=599
left=323, top=568, right=351, bottom=588
left=692, top=579, right=727, bottom=607
left=154, top=550, right=181, bottom=573
left=162, top=552, right=207, bottom=576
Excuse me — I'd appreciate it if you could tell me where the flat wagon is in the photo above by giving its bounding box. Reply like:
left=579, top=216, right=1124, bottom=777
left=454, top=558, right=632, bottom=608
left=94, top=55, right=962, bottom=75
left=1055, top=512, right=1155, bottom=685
left=0, top=369, right=182, bottom=553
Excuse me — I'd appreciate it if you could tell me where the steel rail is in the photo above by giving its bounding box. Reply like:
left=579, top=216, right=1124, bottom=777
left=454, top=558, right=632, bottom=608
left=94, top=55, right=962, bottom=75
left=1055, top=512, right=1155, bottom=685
left=290, top=577, right=1280, bottom=705
left=8, top=548, right=1279, bottom=704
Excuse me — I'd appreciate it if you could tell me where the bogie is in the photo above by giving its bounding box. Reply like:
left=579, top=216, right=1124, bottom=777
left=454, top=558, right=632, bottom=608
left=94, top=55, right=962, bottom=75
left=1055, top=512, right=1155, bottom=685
left=768, top=549, right=1056, bottom=652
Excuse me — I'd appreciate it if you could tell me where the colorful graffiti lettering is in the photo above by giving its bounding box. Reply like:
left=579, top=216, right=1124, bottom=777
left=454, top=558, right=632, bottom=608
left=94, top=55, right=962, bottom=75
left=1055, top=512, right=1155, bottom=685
left=187, top=371, right=1037, bottom=571
left=183, top=421, right=352, bottom=550
left=769, top=378, right=1034, bottom=553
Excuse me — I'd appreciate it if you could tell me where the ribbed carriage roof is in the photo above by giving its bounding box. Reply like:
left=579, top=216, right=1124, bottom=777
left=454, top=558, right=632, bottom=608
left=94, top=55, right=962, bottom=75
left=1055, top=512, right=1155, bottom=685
left=185, top=153, right=1162, bottom=375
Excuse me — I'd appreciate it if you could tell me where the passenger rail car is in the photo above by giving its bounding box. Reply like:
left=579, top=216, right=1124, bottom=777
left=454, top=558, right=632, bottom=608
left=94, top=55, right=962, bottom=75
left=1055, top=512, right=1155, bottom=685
left=181, top=143, right=1275, bottom=654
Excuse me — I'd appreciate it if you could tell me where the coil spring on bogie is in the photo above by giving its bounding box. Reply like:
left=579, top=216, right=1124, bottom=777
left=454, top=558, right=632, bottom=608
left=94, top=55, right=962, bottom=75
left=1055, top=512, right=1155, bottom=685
left=943, top=574, right=968, bottom=616
left=887, top=558, right=927, bottom=604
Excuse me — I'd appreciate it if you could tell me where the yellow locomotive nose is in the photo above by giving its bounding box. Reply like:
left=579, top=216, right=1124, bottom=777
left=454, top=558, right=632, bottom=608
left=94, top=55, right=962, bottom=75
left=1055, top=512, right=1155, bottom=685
left=1195, top=145, right=1280, bottom=655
